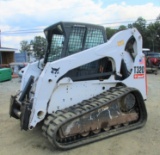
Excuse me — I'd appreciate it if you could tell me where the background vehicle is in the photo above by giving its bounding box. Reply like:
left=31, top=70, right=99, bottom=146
left=10, top=22, right=147, bottom=150
left=147, top=56, right=160, bottom=69
left=146, top=56, right=159, bottom=74
left=143, top=51, right=160, bottom=69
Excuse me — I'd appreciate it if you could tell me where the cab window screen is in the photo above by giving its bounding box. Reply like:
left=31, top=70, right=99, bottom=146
left=84, top=28, right=104, bottom=49
left=48, top=34, right=64, bottom=62
left=67, top=26, right=86, bottom=55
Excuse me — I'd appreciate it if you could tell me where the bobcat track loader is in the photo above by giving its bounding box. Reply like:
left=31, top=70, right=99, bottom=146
left=10, top=22, right=147, bottom=150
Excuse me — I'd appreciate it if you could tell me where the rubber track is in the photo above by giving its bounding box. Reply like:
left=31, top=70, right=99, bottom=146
left=42, top=111, right=63, bottom=137
left=43, top=86, right=147, bottom=150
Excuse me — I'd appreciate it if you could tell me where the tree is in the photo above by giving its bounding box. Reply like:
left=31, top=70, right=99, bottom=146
left=20, top=40, right=30, bottom=53
left=30, top=36, right=47, bottom=58
left=106, top=28, right=117, bottom=39
left=127, top=17, right=147, bottom=31
left=105, top=17, right=160, bottom=51
left=118, top=25, right=127, bottom=31
left=146, top=21, right=160, bottom=51
left=131, top=17, right=148, bottom=48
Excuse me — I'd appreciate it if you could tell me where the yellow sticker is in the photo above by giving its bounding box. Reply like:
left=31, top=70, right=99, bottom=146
left=117, top=40, right=124, bottom=46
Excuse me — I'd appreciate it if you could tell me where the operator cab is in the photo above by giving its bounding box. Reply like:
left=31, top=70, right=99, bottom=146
left=44, top=22, right=114, bottom=81
left=44, top=22, right=107, bottom=63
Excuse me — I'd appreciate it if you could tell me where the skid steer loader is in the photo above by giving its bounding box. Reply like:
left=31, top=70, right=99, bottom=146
left=9, top=22, right=147, bottom=150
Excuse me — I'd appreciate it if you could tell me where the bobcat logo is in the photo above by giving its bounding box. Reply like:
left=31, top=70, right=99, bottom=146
left=51, top=67, right=60, bottom=74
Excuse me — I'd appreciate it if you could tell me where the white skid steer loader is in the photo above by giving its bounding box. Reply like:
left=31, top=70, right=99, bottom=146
left=10, top=22, right=147, bottom=150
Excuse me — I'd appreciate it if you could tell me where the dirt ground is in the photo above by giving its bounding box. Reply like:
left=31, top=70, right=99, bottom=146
left=0, top=73, right=160, bottom=155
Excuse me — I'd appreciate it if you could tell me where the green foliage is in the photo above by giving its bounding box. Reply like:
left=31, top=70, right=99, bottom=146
left=146, top=21, right=160, bottom=51
left=20, top=36, right=47, bottom=58
left=132, top=17, right=148, bottom=48
left=106, top=17, right=160, bottom=51
left=20, top=40, right=30, bottom=53
left=30, top=36, right=47, bottom=58
left=132, top=17, right=146, bottom=35
left=106, top=28, right=117, bottom=40
left=118, top=25, right=127, bottom=31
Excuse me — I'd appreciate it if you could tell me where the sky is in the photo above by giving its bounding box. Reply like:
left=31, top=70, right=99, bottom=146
left=0, top=0, right=160, bottom=51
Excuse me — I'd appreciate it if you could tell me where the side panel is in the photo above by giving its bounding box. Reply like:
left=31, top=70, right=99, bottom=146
left=48, top=78, right=116, bottom=112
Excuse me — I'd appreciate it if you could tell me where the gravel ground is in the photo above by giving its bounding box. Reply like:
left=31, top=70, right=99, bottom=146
left=0, top=73, right=160, bottom=155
